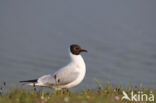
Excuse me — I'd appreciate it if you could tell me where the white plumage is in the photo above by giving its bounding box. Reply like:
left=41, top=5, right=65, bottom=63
left=20, top=44, right=87, bottom=90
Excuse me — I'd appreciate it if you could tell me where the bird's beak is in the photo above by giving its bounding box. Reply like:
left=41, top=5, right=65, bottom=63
left=80, top=49, right=88, bottom=53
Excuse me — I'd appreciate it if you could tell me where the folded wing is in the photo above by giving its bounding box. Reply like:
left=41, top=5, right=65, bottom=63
left=38, top=65, right=80, bottom=86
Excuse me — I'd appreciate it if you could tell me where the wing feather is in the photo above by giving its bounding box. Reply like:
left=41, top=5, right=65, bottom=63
left=38, top=64, right=79, bottom=86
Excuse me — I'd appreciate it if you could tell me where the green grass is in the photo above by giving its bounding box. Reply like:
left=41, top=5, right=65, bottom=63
left=0, top=81, right=155, bottom=103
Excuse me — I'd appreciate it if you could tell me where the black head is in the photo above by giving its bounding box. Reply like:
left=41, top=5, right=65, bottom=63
left=70, top=44, right=88, bottom=55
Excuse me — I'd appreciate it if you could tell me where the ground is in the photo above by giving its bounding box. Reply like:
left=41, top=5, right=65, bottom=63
left=0, top=80, right=155, bottom=103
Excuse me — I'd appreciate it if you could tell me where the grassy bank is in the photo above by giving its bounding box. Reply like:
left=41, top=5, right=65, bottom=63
left=0, top=81, right=155, bottom=103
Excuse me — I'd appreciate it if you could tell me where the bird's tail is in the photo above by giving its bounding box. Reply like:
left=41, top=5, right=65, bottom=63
left=20, top=79, right=38, bottom=83
left=20, top=79, right=38, bottom=86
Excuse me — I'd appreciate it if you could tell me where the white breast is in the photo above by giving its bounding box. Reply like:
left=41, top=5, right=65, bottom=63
left=58, top=52, right=86, bottom=89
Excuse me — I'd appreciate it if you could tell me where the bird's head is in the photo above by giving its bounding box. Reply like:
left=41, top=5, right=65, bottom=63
left=70, top=44, right=88, bottom=55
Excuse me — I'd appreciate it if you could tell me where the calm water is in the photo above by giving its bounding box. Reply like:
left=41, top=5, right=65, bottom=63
left=0, top=0, right=156, bottom=89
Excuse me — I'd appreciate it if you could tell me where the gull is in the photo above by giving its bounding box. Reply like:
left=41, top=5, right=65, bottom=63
left=20, top=44, right=87, bottom=90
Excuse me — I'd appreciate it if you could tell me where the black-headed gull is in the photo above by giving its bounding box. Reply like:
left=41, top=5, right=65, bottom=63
left=20, top=44, right=87, bottom=90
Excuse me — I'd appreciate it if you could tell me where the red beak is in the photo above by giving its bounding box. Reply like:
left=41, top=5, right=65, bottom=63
left=80, top=49, right=88, bottom=52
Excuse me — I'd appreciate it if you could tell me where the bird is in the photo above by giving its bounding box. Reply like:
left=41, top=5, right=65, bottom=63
left=20, top=44, right=87, bottom=90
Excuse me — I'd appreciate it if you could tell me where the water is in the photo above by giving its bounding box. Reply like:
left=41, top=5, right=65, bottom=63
left=0, top=0, right=156, bottom=89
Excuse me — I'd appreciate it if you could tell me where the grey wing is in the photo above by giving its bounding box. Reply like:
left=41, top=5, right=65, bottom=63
left=38, top=68, right=79, bottom=86
left=54, top=69, right=79, bottom=85
left=38, top=74, right=55, bottom=85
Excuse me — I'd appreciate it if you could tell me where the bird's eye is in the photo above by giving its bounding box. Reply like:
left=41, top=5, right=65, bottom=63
left=75, top=47, right=79, bottom=50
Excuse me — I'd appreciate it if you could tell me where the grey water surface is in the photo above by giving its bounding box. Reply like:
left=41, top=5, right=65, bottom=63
left=0, top=0, right=156, bottom=89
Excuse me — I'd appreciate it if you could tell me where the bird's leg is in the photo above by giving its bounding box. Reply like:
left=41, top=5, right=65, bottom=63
left=61, top=88, right=70, bottom=95
left=66, top=88, right=71, bottom=96
left=66, top=88, right=69, bottom=93
left=62, top=88, right=66, bottom=94
left=41, top=87, right=45, bottom=99
left=33, top=83, right=36, bottom=92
